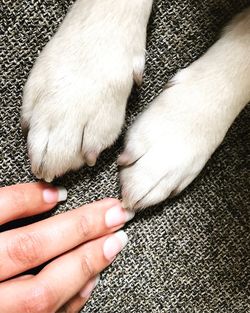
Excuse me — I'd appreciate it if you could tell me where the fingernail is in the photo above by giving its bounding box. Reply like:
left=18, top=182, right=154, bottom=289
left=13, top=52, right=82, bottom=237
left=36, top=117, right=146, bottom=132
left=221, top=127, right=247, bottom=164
left=80, top=275, right=100, bottom=298
left=43, top=186, right=68, bottom=204
left=105, top=205, right=135, bottom=228
left=103, top=230, right=128, bottom=261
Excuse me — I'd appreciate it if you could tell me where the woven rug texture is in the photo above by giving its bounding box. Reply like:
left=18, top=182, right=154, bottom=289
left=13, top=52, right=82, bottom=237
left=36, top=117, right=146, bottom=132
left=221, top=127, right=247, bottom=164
left=1, top=0, right=250, bottom=312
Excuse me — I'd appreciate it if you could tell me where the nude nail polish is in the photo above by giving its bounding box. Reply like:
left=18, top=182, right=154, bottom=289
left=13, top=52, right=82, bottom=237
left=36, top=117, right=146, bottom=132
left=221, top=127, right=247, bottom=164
left=105, top=205, right=135, bottom=228
left=43, top=186, right=67, bottom=203
left=103, top=230, right=129, bottom=261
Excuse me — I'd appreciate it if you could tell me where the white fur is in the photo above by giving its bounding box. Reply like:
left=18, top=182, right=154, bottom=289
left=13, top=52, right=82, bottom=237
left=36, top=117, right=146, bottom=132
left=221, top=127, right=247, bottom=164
left=119, top=8, right=250, bottom=209
left=22, top=2, right=250, bottom=210
left=22, top=0, right=153, bottom=181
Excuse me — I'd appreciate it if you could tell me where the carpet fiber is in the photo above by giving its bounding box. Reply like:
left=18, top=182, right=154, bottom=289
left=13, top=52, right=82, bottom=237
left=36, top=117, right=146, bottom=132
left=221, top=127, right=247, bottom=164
left=1, top=0, right=250, bottom=312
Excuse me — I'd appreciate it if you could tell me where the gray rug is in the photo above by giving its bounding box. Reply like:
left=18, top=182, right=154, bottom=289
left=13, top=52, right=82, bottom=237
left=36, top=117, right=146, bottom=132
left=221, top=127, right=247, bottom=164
left=1, top=0, right=250, bottom=312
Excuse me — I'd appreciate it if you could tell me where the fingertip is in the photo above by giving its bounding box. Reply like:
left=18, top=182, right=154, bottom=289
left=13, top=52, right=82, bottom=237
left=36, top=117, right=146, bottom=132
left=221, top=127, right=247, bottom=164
left=57, top=187, right=68, bottom=202
left=56, top=275, right=100, bottom=313
left=0, top=183, right=68, bottom=225
left=79, top=275, right=100, bottom=298
left=103, top=230, right=129, bottom=261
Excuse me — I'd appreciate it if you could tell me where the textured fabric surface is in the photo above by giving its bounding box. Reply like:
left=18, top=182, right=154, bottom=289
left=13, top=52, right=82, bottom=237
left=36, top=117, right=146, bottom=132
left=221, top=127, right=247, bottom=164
left=1, top=0, right=250, bottom=312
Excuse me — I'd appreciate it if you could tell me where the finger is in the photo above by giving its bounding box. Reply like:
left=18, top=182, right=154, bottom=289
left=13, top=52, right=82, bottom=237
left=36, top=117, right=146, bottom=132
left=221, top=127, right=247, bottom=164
left=37, top=230, right=128, bottom=311
left=58, top=276, right=100, bottom=313
left=0, top=231, right=128, bottom=313
left=0, top=198, right=134, bottom=281
left=0, top=182, right=67, bottom=225
left=1, top=275, right=34, bottom=285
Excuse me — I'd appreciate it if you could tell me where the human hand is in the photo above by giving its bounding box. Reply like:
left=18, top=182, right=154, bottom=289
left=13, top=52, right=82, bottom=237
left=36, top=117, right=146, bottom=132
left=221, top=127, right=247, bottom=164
left=0, top=183, right=133, bottom=313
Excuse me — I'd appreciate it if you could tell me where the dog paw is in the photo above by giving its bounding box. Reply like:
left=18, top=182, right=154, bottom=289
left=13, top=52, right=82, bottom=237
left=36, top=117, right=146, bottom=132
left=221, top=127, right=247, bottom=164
left=119, top=8, right=250, bottom=210
left=21, top=1, right=148, bottom=181
left=119, top=66, right=232, bottom=210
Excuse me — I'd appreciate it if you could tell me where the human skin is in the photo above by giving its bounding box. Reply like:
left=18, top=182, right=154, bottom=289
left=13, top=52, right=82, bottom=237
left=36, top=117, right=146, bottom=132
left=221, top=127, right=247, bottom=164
left=0, top=182, right=133, bottom=313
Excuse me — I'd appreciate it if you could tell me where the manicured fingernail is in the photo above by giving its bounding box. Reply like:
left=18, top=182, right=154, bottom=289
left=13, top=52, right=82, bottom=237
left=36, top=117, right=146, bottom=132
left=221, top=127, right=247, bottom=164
left=43, top=186, right=67, bottom=203
left=80, top=275, right=100, bottom=298
left=105, top=205, right=135, bottom=228
left=103, top=230, right=128, bottom=261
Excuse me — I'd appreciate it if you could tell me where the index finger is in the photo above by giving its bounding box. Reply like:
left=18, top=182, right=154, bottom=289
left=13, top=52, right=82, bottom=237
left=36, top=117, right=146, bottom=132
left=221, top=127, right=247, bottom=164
left=0, top=198, right=133, bottom=281
left=0, top=183, right=67, bottom=225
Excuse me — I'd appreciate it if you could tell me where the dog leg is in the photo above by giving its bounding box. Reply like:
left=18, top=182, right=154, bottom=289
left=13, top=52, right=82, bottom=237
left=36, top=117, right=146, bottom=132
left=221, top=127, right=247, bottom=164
left=22, top=0, right=153, bottom=181
left=120, top=8, right=250, bottom=210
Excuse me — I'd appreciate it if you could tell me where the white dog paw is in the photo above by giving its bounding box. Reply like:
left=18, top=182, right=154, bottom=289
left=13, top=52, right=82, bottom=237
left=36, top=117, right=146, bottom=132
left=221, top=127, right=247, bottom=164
left=21, top=1, right=149, bottom=181
left=120, top=7, right=250, bottom=210
left=119, top=65, right=235, bottom=210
